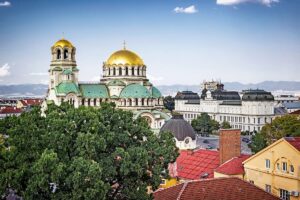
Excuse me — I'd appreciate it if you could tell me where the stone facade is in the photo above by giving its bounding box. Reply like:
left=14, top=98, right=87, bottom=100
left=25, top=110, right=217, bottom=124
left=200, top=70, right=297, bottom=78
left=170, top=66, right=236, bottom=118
left=46, top=39, right=170, bottom=131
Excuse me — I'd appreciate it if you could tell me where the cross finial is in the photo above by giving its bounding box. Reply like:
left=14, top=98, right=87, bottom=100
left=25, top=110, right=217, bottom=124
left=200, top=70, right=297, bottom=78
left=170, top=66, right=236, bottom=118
left=123, top=40, right=126, bottom=50
left=62, top=32, right=65, bottom=39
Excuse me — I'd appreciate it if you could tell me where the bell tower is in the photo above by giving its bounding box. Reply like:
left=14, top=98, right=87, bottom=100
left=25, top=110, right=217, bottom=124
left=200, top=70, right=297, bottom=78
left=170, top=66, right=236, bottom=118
left=47, top=38, right=80, bottom=107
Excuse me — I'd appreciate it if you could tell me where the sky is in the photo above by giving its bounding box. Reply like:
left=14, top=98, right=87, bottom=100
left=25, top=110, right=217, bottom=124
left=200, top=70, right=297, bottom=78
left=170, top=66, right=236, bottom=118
left=0, top=0, right=299, bottom=85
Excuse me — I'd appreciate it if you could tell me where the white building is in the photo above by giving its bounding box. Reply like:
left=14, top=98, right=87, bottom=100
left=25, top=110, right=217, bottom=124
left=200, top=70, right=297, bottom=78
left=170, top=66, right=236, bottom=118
left=174, top=87, right=275, bottom=133
left=46, top=38, right=170, bottom=131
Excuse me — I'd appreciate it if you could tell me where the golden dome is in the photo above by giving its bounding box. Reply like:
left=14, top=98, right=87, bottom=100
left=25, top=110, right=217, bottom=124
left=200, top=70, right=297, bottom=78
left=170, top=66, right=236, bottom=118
left=53, top=39, right=74, bottom=48
left=106, top=49, right=144, bottom=66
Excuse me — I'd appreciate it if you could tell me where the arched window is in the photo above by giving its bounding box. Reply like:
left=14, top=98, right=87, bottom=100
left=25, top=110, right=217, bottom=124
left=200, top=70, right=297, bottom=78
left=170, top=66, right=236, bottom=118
left=125, top=67, right=128, bottom=75
left=94, top=99, right=97, bottom=106
left=88, top=99, right=90, bottom=106
left=113, top=67, right=116, bottom=76
left=132, top=67, right=135, bottom=76
left=119, top=67, right=122, bottom=76
left=128, top=99, right=132, bottom=106
left=64, top=49, right=68, bottom=59
left=141, top=98, right=144, bottom=106
left=135, top=98, right=138, bottom=106
left=57, top=49, right=61, bottom=59
left=137, top=68, right=140, bottom=76
left=82, top=98, right=85, bottom=105
left=108, top=68, right=111, bottom=76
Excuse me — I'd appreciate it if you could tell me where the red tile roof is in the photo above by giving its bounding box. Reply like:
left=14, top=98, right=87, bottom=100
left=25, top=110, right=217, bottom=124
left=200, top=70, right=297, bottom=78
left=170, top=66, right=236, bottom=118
left=154, top=177, right=279, bottom=200
left=169, top=149, right=220, bottom=180
left=214, top=155, right=251, bottom=175
left=285, top=137, right=300, bottom=151
left=0, top=106, right=23, bottom=114
left=289, top=109, right=300, bottom=115
left=20, top=99, right=43, bottom=106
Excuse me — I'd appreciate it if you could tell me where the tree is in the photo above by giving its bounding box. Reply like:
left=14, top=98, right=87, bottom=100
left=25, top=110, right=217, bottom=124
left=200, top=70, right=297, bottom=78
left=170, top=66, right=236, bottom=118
left=249, top=114, right=300, bottom=153
left=191, top=113, right=220, bottom=136
left=0, top=103, right=179, bottom=199
left=163, top=96, right=174, bottom=112
left=220, top=121, right=231, bottom=129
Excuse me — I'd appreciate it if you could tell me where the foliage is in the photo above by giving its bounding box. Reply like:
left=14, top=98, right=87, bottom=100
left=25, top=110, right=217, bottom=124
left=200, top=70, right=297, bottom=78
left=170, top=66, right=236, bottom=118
left=191, top=113, right=220, bottom=136
left=0, top=103, right=178, bottom=200
left=249, top=115, right=300, bottom=153
left=163, top=96, right=175, bottom=112
left=220, top=121, right=231, bottom=129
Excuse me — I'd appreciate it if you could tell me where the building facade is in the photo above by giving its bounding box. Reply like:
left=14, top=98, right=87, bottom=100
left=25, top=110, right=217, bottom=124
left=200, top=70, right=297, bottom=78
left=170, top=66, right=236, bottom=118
left=243, top=137, right=300, bottom=200
left=174, top=85, right=275, bottom=133
left=46, top=38, right=169, bottom=130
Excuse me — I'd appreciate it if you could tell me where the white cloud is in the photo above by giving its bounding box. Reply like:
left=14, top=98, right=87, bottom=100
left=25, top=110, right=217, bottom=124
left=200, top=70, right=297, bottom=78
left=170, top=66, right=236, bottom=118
left=91, top=76, right=101, bottom=81
left=0, top=1, right=11, bottom=7
left=174, top=5, right=198, bottom=14
left=0, top=63, right=11, bottom=77
left=216, top=0, right=279, bottom=6
left=29, top=72, right=48, bottom=76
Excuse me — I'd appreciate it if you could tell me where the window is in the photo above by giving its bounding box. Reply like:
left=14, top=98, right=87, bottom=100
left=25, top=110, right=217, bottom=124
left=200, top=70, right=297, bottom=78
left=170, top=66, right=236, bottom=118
left=161, top=179, right=166, bottom=185
left=280, top=189, right=290, bottom=200
left=249, top=180, right=254, bottom=184
left=64, top=49, right=68, bottom=59
left=258, top=118, right=260, bottom=124
left=290, top=165, right=294, bottom=173
left=282, top=162, right=287, bottom=172
left=265, top=184, right=271, bottom=193
left=277, top=163, right=280, bottom=170
left=265, top=159, right=270, bottom=169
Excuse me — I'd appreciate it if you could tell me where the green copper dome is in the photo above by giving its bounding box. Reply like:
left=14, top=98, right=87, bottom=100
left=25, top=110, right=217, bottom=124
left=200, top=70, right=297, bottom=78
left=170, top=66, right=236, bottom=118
left=63, top=69, right=73, bottom=75
left=55, top=81, right=80, bottom=95
left=80, top=84, right=109, bottom=98
left=152, top=86, right=162, bottom=98
left=120, top=84, right=151, bottom=98
left=107, top=80, right=126, bottom=86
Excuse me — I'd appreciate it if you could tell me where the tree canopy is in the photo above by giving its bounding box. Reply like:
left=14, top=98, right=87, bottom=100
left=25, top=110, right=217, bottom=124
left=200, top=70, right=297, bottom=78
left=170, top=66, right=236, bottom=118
left=191, top=113, right=220, bottom=136
left=220, top=121, right=231, bottom=129
left=249, top=114, right=300, bottom=153
left=0, top=103, right=178, bottom=200
left=163, top=96, right=175, bottom=112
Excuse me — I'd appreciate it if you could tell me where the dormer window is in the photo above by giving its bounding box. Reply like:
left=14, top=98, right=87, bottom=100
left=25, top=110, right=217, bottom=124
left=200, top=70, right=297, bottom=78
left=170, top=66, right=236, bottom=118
left=282, top=162, right=287, bottom=172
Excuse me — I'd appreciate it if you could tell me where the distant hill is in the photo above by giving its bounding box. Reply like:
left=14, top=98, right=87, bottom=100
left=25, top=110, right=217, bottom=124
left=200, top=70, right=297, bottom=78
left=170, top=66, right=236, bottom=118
left=0, top=81, right=300, bottom=97
left=0, top=84, right=48, bottom=97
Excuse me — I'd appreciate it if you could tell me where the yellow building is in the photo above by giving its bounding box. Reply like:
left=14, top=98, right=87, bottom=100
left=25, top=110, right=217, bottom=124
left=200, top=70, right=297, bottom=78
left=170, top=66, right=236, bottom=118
left=243, top=137, right=300, bottom=200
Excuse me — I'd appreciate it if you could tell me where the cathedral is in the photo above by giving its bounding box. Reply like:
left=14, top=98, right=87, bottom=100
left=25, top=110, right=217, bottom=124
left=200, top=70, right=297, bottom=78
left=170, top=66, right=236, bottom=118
left=46, top=38, right=170, bottom=131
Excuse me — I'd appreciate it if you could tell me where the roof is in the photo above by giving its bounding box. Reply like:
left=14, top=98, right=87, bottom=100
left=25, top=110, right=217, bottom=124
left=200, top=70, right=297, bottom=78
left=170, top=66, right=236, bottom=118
left=62, top=69, right=72, bottom=75
left=107, top=80, right=126, bottom=86
left=55, top=81, right=80, bottom=95
left=169, top=149, right=219, bottom=180
left=211, top=90, right=241, bottom=101
left=119, top=83, right=151, bottom=98
left=19, top=99, right=43, bottom=107
left=0, top=106, right=23, bottom=114
left=283, top=102, right=300, bottom=109
left=242, top=89, right=274, bottom=101
left=285, top=137, right=300, bottom=151
left=214, top=155, right=251, bottom=175
left=175, top=91, right=200, bottom=100
left=105, top=49, right=144, bottom=66
left=274, top=107, right=288, bottom=115
left=154, top=177, right=279, bottom=200
left=290, top=109, right=300, bottom=115
left=79, top=84, right=109, bottom=98
left=152, top=86, right=162, bottom=98
left=160, top=115, right=196, bottom=141
left=53, top=39, right=73, bottom=48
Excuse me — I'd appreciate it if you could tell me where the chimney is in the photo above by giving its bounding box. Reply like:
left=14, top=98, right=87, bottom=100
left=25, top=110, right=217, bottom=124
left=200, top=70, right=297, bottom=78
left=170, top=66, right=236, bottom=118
left=219, top=129, right=241, bottom=164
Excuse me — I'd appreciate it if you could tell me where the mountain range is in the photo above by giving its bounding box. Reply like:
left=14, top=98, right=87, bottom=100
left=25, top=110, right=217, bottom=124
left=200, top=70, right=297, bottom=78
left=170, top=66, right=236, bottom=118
left=0, top=81, right=300, bottom=97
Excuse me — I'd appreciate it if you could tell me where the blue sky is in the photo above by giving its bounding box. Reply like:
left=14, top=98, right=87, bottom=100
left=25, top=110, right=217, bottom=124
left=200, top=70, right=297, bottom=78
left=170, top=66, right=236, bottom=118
left=0, top=0, right=299, bottom=85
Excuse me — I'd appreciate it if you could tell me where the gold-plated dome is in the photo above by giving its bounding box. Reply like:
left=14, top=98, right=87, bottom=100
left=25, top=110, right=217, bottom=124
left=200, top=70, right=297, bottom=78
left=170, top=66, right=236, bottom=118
left=106, top=49, right=144, bottom=66
left=53, top=39, right=73, bottom=48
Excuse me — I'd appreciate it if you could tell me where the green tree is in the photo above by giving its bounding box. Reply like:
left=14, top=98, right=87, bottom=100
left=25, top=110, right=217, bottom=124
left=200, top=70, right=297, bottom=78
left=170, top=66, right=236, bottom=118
left=249, top=115, right=300, bottom=153
left=0, top=103, right=178, bottom=200
left=220, top=121, right=231, bottom=129
left=191, top=113, right=220, bottom=136
left=163, top=96, right=175, bottom=111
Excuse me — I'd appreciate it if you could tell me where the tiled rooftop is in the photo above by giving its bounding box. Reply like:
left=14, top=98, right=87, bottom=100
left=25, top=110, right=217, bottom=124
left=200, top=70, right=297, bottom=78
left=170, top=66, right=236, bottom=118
left=154, top=177, right=279, bottom=200
left=0, top=106, right=23, bottom=114
left=214, top=155, right=251, bottom=175
left=169, top=149, right=220, bottom=180
left=285, top=137, right=300, bottom=151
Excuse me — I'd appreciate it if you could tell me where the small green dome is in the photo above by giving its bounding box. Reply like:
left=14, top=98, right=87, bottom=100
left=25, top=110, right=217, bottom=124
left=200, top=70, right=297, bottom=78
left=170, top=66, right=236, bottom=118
left=63, top=69, right=72, bottom=75
left=152, top=86, right=162, bottom=98
left=120, top=84, right=151, bottom=98
left=107, top=80, right=126, bottom=86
